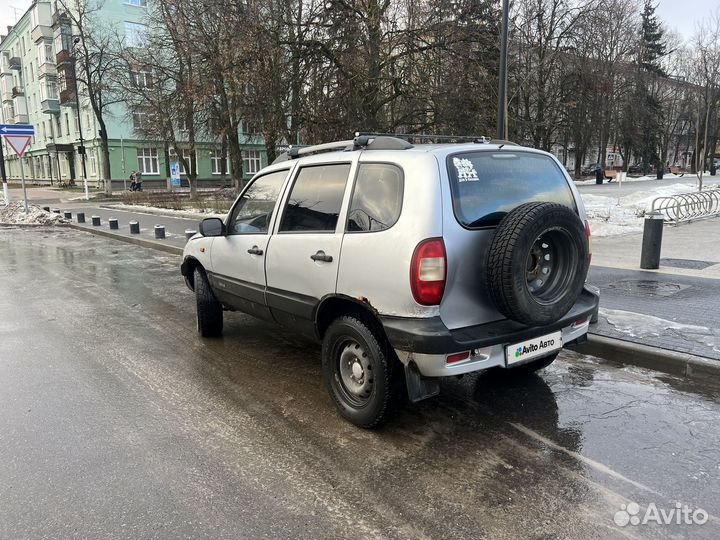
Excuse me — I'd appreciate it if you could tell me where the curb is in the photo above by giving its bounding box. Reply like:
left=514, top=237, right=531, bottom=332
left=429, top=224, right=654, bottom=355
left=66, top=223, right=183, bottom=256
left=570, top=333, right=720, bottom=379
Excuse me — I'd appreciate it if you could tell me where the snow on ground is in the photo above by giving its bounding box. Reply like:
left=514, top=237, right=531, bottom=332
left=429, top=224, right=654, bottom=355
left=0, top=202, right=68, bottom=225
left=601, top=308, right=719, bottom=352
left=581, top=182, right=719, bottom=237
left=110, top=203, right=226, bottom=219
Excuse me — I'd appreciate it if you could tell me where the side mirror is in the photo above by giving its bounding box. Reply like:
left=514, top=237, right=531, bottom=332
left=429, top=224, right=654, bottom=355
left=199, top=217, right=225, bottom=237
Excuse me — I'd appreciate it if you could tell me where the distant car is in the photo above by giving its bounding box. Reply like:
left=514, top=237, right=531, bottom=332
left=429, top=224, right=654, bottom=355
left=581, top=163, right=602, bottom=176
left=628, top=163, right=645, bottom=174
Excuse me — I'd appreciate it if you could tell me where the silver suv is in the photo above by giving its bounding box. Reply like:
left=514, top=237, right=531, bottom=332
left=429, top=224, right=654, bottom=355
left=181, top=135, right=599, bottom=427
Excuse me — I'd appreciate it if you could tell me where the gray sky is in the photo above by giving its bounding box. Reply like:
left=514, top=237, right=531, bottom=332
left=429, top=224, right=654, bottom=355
left=0, top=0, right=31, bottom=40
left=0, top=0, right=717, bottom=44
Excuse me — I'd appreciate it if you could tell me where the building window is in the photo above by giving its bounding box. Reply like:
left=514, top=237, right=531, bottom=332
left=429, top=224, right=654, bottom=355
left=137, top=148, right=159, bottom=174
left=130, top=67, right=152, bottom=88
left=243, top=150, right=261, bottom=175
left=89, top=153, right=97, bottom=176
left=179, top=149, right=195, bottom=174
left=54, top=26, right=72, bottom=55
left=47, top=81, right=58, bottom=100
left=132, top=110, right=150, bottom=130
left=210, top=150, right=229, bottom=175
left=124, top=22, right=149, bottom=48
left=124, top=0, right=147, bottom=5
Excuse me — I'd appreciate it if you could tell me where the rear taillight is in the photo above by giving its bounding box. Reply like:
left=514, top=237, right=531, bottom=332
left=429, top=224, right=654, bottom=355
left=585, top=220, right=592, bottom=264
left=410, top=238, right=447, bottom=305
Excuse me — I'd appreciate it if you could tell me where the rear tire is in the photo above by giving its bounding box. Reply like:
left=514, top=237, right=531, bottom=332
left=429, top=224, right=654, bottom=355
left=322, top=316, right=398, bottom=428
left=195, top=268, right=223, bottom=337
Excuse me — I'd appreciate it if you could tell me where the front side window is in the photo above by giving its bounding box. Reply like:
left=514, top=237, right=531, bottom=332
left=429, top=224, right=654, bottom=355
left=279, top=164, right=351, bottom=233
left=228, top=170, right=288, bottom=234
left=347, top=163, right=403, bottom=232
left=447, top=151, right=576, bottom=228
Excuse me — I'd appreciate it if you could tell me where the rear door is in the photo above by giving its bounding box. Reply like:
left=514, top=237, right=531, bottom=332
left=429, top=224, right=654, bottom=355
left=265, top=162, right=354, bottom=333
left=209, top=169, right=290, bottom=320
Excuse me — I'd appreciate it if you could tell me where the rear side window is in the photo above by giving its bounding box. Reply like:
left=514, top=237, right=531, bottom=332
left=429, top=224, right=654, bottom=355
left=347, top=163, right=403, bottom=232
left=279, top=163, right=351, bottom=232
left=447, top=151, right=575, bottom=228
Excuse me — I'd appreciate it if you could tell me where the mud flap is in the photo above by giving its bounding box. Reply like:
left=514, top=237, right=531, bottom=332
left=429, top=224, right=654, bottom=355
left=404, top=362, right=440, bottom=403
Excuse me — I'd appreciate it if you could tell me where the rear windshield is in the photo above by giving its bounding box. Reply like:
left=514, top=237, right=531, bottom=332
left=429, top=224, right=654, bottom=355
left=447, top=151, right=576, bottom=228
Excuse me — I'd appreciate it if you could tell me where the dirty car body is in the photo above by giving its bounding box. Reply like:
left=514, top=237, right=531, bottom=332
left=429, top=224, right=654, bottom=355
left=181, top=135, right=599, bottom=427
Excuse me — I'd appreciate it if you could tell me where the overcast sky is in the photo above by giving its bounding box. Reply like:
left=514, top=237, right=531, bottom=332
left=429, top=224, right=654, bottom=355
left=0, top=0, right=717, bottom=45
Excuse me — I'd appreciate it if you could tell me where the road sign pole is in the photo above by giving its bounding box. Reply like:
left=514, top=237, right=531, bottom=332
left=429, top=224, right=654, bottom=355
left=19, top=156, right=28, bottom=213
left=0, top=138, right=8, bottom=206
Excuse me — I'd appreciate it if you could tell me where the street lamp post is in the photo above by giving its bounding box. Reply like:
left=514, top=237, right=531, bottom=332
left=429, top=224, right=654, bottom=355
left=496, top=0, right=510, bottom=141
left=72, top=37, right=89, bottom=200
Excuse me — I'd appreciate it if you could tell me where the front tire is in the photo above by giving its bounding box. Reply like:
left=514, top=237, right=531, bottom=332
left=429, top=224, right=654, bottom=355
left=194, top=268, right=223, bottom=337
left=322, top=316, right=397, bottom=428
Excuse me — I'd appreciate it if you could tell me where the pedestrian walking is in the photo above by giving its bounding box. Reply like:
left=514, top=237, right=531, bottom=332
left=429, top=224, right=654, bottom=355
left=129, top=170, right=137, bottom=191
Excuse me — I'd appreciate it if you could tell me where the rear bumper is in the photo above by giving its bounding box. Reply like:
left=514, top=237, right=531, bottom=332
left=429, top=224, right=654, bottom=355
left=380, top=287, right=599, bottom=377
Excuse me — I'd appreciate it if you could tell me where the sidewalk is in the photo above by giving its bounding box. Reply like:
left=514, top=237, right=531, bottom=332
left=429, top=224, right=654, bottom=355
left=43, top=202, right=720, bottom=364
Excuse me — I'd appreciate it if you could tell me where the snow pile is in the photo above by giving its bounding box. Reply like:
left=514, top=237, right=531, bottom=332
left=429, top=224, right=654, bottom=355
left=581, top=182, right=718, bottom=237
left=602, top=308, right=719, bottom=352
left=0, top=202, right=68, bottom=225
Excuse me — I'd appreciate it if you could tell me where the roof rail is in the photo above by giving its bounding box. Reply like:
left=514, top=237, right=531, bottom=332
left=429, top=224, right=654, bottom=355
left=355, top=132, right=491, bottom=144
left=273, top=140, right=354, bottom=164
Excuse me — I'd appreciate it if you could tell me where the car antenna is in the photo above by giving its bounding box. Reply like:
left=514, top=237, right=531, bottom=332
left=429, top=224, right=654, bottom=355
left=498, top=144, right=505, bottom=149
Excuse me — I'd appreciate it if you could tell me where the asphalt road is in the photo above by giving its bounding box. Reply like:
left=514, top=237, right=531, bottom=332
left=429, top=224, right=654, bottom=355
left=1, top=227, right=719, bottom=539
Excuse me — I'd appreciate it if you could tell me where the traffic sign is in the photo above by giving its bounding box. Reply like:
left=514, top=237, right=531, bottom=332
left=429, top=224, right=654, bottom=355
left=3, top=135, right=32, bottom=157
left=0, top=124, right=34, bottom=136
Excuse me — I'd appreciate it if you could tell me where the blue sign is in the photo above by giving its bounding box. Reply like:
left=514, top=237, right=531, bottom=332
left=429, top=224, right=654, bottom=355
left=0, top=124, right=34, bottom=136
left=170, top=161, right=181, bottom=187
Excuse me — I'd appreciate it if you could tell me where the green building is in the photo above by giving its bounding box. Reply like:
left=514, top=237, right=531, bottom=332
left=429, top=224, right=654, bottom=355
left=0, top=0, right=266, bottom=188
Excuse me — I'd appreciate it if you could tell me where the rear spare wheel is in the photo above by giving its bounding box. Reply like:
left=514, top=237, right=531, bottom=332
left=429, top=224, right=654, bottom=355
left=486, top=202, right=589, bottom=326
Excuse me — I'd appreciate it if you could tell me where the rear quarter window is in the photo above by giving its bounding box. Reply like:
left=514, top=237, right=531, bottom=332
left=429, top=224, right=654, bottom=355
left=446, top=151, right=576, bottom=228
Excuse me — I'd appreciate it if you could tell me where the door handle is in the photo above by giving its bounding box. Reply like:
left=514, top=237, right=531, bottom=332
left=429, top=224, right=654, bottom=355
left=247, top=246, right=264, bottom=255
left=310, top=250, right=333, bottom=263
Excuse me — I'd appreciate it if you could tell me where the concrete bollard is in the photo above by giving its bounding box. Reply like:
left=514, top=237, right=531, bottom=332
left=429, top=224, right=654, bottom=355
left=185, top=229, right=197, bottom=240
left=109, top=218, right=119, bottom=230
left=91, top=215, right=101, bottom=226
left=76, top=212, right=85, bottom=223
left=154, top=225, right=166, bottom=239
left=129, top=221, right=140, bottom=234
left=63, top=211, right=72, bottom=219
left=640, top=210, right=664, bottom=269
left=52, top=208, right=61, bottom=214
left=42, top=206, right=50, bottom=212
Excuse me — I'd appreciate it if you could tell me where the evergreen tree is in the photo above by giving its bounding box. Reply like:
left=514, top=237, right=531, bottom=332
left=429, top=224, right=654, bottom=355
left=639, top=0, right=666, bottom=75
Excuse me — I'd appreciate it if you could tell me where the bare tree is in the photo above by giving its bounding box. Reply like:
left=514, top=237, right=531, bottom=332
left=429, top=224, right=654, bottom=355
left=57, top=0, right=123, bottom=193
left=689, top=8, right=720, bottom=190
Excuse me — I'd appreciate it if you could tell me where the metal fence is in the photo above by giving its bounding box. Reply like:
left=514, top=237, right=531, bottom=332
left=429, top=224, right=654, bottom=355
left=650, top=189, right=720, bottom=225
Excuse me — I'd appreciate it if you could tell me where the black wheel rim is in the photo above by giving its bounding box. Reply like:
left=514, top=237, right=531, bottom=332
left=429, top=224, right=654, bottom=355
left=525, top=228, right=578, bottom=305
left=333, top=338, right=374, bottom=409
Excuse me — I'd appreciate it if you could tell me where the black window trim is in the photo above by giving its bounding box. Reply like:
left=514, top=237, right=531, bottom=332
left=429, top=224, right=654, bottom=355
left=225, top=168, right=291, bottom=236
left=445, top=149, right=578, bottom=231
left=277, top=161, right=353, bottom=235
left=344, top=161, right=405, bottom=234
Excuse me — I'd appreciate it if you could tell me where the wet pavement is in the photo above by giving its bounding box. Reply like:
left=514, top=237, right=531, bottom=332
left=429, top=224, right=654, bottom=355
left=1, top=227, right=719, bottom=539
